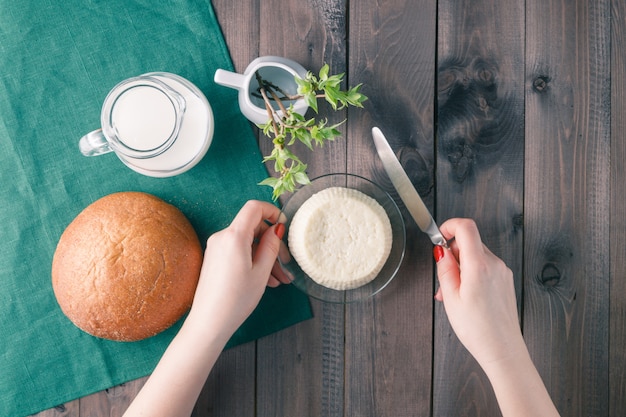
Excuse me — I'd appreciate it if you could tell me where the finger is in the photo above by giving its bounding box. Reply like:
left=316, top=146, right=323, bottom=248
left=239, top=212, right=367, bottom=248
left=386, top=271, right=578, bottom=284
left=230, top=200, right=283, bottom=240
left=446, top=237, right=460, bottom=262
left=252, top=223, right=283, bottom=276
left=434, top=287, right=443, bottom=302
left=271, top=261, right=292, bottom=285
left=254, top=220, right=272, bottom=240
left=267, top=275, right=281, bottom=288
left=434, top=246, right=461, bottom=298
left=439, top=218, right=485, bottom=260
left=277, top=239, right=292, bottom=264
left=255, top=212, right=287, bottom=239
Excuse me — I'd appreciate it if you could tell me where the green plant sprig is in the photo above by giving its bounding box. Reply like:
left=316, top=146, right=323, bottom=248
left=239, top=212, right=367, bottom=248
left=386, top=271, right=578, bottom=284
left=256, top=64, right=367, bottom=200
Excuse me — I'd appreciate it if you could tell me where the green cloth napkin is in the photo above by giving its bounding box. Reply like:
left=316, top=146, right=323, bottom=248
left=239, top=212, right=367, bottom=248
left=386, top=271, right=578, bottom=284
left=0, top=1, right=312, bottom=416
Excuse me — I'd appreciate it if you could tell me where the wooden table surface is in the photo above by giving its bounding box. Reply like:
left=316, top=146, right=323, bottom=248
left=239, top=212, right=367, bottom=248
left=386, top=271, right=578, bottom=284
left=36, top=0, right=625, bottom=416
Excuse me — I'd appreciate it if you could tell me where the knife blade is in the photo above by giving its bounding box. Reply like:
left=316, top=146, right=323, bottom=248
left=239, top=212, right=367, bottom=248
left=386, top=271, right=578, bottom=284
left=371, top=127, right=449, bottom=248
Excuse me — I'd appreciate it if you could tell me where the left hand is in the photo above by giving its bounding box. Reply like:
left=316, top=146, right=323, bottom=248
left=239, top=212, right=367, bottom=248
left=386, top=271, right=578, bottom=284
left=187, top=200, right=288, bottom=337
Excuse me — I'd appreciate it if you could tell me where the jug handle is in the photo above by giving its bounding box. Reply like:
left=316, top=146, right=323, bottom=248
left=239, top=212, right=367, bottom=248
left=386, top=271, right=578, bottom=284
left=79, top=129, right=112, bottom=157
left=214, top=69, right=246, bottom=90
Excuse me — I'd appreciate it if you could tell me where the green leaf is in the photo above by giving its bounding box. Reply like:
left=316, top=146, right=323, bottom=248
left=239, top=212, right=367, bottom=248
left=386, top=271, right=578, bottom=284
left=272, top=133, right=286, bottom=146
left=346, top=84, right=367, bottom=107
left=281, top=147, right=303, bottom=163
left=323, top=91, right=339, bottom=110
left=325, top=73, right=343, bottom=88
left=270, top=182, right=286, bottom=201
left=320, top=127, right=336, bottom=140
left=296, top=77, right=313, bottom=96
left=258, top=176, right=279, bottom=187
left=259, top=121, right=273, bottom=136
left=297, top=131, right=314, bottom=150
left=304, top=92, right=318, bottom=113
left=319, top=64, right=329, bottom=81
left=294, top=171, right=311, bottom=185
left=254, top=63, right=368, bottom=200
left=293, top=161, right=308, bottom=172
left=289, top=110, right=306, bottom=123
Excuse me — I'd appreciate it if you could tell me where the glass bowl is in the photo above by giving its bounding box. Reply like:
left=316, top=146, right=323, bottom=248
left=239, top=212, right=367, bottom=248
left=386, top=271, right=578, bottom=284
left=278, top=173, right=406, bottom=303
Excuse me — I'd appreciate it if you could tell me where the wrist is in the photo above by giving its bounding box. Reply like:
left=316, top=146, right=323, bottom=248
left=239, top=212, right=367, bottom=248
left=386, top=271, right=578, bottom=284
left=479, top=340, right=532, bottom=379
left=467, top=330, right=528, bottom=371
left=478, top=342, right=559, bottom=416
left=181, top=307, right=236, bottom=349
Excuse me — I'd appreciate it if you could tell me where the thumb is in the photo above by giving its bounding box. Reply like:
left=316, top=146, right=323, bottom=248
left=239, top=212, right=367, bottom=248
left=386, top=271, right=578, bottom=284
left=252, top=223, right=284, bottom=274
left=434, top=245, right=461, bottom=299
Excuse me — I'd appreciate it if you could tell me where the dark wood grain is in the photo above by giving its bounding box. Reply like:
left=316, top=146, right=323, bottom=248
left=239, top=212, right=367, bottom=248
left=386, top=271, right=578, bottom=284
left=31, top=399, right=79, bottom=417
left=78, top=379, right=146, bottom=416
left=525, top=0, right=611, bottom=416
left=31, top=378, right=146, bottom=417
left=434, top=0, right=525, bottom=415
left=610, top=0, right=626, bottom=415
left=211, top=0, right=259, bottom=70
left=192, top=345, right=256, bottom=416
left=345, top=1, right=437, bottom=416
left=254, top=1, right=348, bottom=416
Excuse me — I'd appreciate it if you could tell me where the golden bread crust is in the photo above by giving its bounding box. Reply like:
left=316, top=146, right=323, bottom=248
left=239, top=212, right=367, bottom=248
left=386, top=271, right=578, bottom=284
left=52, top=192, right=202, bottom=341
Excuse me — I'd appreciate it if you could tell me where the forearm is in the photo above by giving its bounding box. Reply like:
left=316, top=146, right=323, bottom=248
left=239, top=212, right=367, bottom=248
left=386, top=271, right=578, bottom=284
left=123, top=315, right=231, bottom=417
left=481, top=346, right=560, bottom=417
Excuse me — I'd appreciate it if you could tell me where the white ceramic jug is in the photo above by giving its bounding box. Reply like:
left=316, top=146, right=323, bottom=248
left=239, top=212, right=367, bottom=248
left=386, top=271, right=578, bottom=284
left=214, top=56, right=308, bottom=124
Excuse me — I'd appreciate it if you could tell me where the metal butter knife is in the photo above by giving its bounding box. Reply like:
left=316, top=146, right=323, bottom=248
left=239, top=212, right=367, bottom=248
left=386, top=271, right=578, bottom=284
left=372, top=127, right=449, bottom=248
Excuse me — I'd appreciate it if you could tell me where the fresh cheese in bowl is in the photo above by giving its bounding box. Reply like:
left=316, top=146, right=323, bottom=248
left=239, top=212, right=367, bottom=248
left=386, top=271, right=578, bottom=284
left=288, top=187, right=392, bottom=290
left=279, top=173, right=406, bottom=303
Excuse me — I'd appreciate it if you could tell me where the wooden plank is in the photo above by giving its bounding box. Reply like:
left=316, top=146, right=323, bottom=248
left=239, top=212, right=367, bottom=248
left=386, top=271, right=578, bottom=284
left=212, top=0, right=260, bottom=70
left=254, top=1, right=348, bottom=416
left=191, top=1, right=261, bottom=416
left=192, top=345, right=256, bottom=416
left=33, top=378, right=145, bottom=417
left=525, top=0, right=611, bottom=415
left=30, top=400, right=79, bottom=417
left=344, top=0, right=436, bottom=416
left=610, top=0, right=626, bottom=414
left=78, top=379, right=146, bottom=416
left=434, top=0, right=525, bottom=415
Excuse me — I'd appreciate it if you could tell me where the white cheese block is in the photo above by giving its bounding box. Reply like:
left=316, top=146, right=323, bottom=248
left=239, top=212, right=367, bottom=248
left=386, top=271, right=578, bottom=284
left=288, top=186, right=393, bottom=290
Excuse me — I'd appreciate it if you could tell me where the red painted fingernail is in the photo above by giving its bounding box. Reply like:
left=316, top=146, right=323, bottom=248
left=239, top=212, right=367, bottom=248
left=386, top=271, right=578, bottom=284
left=433, top=245, right=445, bottom=263
left=274, top=223, right=285, bottom=239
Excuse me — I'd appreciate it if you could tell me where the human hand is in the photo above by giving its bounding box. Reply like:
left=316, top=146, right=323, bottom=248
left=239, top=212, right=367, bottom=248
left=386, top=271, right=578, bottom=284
left=187, top=200, right=289, bottom=338
left=433, top=218, right=525, bottom=368
left=123, top=202, right=290, bottom=417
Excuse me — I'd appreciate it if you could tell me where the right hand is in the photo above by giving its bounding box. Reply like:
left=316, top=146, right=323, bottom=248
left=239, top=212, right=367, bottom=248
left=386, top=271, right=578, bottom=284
left=434, top=218, right=525, bottom=368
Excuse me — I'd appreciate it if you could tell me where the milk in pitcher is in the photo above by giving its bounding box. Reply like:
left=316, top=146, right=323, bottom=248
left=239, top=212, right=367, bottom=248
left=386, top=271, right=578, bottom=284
left=113, top=73, right=213, bottom=176
left=80, top=72, right=213, bottom=177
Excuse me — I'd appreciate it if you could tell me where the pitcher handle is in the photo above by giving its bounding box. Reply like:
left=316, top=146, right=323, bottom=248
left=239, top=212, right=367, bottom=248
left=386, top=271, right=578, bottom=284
left=214, top=69, right=246, bottom=90
left=79, top=129, right=112, bottom=157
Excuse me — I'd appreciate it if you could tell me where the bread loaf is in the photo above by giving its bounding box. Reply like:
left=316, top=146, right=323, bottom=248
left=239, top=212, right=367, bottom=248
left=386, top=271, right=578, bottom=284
left=51, top=192, right=202, bottom=341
